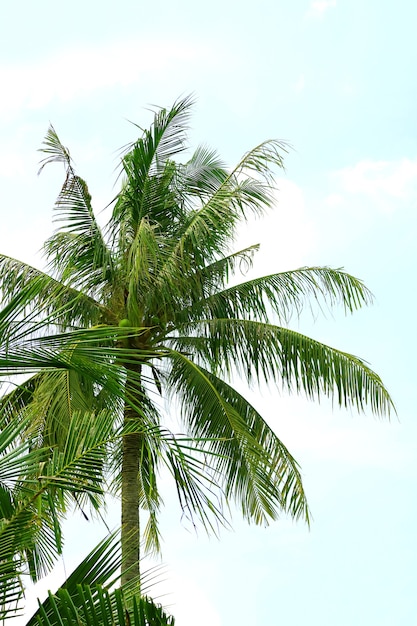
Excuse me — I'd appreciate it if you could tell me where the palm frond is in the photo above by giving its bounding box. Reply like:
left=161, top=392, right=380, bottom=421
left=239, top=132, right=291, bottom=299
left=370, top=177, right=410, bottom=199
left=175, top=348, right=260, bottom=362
left=122, top=95, right=193, bottom=169
left=176, top=144, right=230, bottom=209
left=109, top=95, right=194, bottom=243
left=38, top=126, right=115, bottom=296
left=177, top=266, right=373, bottom=325
left=171, top=319, right=394, bottom=416
left=125, top=218, right=162, bottom=322
left=137, top=437, right=163, bottom=556
left=25, top=532, right=174, bottom=626
left=152, top=140, right=287, bottom=300
left=161, top=431, right=230, bottom=534
left=38, top=125, right=73, bottom=174
left=0, top=407, right=113, bottom=617
left=0, top=409, right=116, bottom=584
left=166, top=350, right=309, bottom=525
left=0, top=255, right=107, bottom=328
left=112, top=418, right=230, bottom=539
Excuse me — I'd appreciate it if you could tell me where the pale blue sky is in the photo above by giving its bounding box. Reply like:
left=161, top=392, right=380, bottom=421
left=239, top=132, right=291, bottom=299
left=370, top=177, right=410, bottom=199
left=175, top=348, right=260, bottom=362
left=1, top=1, right=416, bottom=624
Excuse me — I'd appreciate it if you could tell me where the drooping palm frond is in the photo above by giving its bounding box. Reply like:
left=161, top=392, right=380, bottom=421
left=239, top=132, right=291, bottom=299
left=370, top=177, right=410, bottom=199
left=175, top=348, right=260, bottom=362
left=160, top=432, right=230, bottom=535
left=12, top=370, right=89, bottom=449
left=0, top=414, right=47, bottom=619
left=165, top=349, right=309, bottom=525
left=170, top=318, right=393, bottom=416
left=0, top=255, right=108, bottom=329
left=137, top=440, right=163, bottom=556
left=109, top=403, right=230, bottom=548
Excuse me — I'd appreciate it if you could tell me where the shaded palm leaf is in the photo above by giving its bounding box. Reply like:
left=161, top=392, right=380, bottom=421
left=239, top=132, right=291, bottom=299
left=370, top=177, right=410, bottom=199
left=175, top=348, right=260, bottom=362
left=26, top=532, right=175, bottom=626
left=166, top=349, right=309, bottom=525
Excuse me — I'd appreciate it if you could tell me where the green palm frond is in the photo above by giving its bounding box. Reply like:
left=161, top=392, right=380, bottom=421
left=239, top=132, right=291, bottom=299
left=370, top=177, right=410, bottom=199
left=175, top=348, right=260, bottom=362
left=177, top=266, right=373, bottom=325
left=17, top=370, right=84, bottom=449
left=40, top=409, right=114, bottom=495
left=151, top=140, right=287, bottom=300
left=26, top=532, right=175, bottom=626
left=122, top=95, right=193, bottom=170
left=38, top=126, right=115, bottom=295
left=0, top=409, right=115, bottom=562
left=125, top=218, right=162, bottom=321
left=38, top=125, right=73, bottom=173
left=179, top=144, right=228, bottom=200
left=183, top=138, right=287, bottom=230
left=109, top=95, right=194, bottom=241
left=166, top=349, right=309, bottom=525
left=30, top=585, right=175, bottom=626
left=161, top=431, right=230, bottom=534
left=171, top=318, right=393, bottom=416
left=0, top=405, right=147, bottom=621
left=199, top=244, right=260, bottom=287
left=0, top=255, right=107, bottom=328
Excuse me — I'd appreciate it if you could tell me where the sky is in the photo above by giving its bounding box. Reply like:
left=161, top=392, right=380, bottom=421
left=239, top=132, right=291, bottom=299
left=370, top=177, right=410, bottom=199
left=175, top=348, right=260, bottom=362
left=1, top=0, right=417, bottom=624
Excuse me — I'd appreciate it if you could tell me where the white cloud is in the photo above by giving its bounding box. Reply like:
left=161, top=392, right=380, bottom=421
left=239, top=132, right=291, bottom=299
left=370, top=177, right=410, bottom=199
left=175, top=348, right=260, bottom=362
left=306, top=0, right=337, bottom=18
left=293, top=74, right=306, bottom=93
left=335, top=158, right=417, bottom=205
left=0, top=149, right=27, bottom=178
left=324, top=192, right=343, bottom=207
left=0, top=40, right=215, bottom=116
left=163, top=572, right=222, bottom=626
left=236, top=178, right=317, bottom=272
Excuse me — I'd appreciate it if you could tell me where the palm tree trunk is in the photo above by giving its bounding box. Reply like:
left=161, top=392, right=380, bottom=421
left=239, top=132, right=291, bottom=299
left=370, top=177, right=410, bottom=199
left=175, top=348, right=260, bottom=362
left=121, top=365, right=141, bottom=588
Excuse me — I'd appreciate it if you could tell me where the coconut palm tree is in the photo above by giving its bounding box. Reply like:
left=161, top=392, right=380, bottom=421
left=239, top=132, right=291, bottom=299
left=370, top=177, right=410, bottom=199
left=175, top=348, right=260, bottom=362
left=0, top=96, right=393, bottom=587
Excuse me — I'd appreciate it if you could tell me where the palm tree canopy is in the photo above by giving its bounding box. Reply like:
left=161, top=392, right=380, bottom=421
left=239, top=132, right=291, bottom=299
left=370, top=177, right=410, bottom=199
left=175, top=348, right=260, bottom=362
left=0, top=96, right=394, bottom=555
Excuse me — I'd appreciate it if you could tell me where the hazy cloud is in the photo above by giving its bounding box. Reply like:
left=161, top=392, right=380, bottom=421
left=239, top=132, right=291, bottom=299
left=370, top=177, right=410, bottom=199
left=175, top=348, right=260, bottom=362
left=236, top=178, right=317, bottom=272
left=306, top=0, right=337, bottom=18
left=0, top=40, right=215, bottom=117
left=293, top=74, right=306, bottom=93
left=336, top=158, right=417, bottom=205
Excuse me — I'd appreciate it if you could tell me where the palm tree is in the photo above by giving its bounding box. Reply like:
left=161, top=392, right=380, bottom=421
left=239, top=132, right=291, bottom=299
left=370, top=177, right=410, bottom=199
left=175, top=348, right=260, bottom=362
left=0, top=95, right=393, bottom=587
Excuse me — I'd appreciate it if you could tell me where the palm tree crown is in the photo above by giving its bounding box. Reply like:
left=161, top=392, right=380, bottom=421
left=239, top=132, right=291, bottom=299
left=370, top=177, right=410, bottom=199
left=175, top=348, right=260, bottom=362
left=0, top=95, right=393, bottom=586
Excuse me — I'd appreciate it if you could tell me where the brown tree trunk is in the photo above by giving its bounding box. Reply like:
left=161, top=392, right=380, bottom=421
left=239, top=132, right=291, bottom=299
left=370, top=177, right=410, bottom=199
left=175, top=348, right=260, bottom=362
left=121, top=365, right=141, bottom=588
